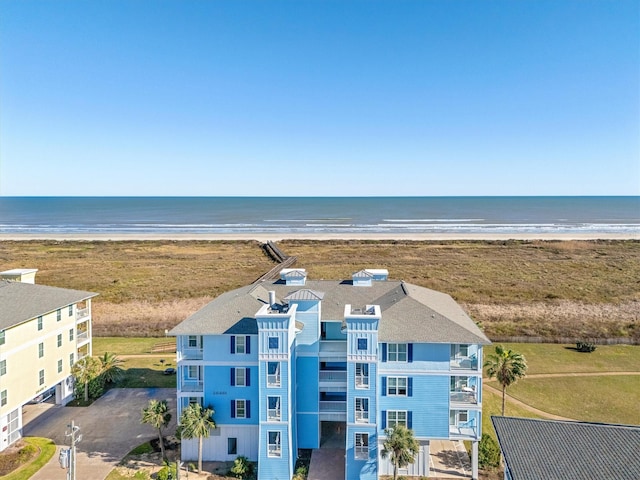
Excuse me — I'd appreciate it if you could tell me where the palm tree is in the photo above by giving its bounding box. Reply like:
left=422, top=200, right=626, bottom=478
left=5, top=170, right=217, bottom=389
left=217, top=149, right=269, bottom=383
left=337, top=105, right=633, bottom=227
left=141, top=399, right=172, bottom=460
left=178, top=403, right=216, bottom=473
left=484, top=345, right=528, bottom=415
left=71, top=356, right=102, bottom=402
left=381, top=424, right=420, bottom=480
left=99, top=352, right=124, bottom=384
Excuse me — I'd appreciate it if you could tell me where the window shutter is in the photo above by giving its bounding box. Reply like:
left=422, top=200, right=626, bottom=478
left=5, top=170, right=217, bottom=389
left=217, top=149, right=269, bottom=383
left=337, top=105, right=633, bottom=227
left=381, top=377, right=387, bottom=396
left=230, top=336, right=236, bottom=354
left=245, top=368, right=250, bottom=386
left=381, top=343, right=387, bottom=362
left=408, top=343, right=413, bottom=362
left=407, top=411, right=413, bottom=429
left=408, top=377, right=413, bottom=397
left=246, top=336, right=251, bottom=354
left=381, top=411, right=387, bottom=429
left=246, top=400, right=251, bottom=418
left=231, top=400, right=236, bottom=418
left=230, top=368, right=235, bottom=386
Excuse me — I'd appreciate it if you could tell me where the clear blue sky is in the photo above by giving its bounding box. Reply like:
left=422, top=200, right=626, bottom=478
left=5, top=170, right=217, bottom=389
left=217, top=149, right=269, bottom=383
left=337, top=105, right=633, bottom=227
left=1, top=0, right=638, bottom=196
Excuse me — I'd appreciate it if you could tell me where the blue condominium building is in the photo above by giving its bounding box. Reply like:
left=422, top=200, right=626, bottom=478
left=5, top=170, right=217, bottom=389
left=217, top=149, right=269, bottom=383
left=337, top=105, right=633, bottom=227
left=169, top=268, right=490, bottom=479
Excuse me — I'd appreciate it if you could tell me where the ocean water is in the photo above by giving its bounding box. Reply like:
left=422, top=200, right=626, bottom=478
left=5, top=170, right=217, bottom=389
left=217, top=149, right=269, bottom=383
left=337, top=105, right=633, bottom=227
left=0, top=196, right=638, bottom=236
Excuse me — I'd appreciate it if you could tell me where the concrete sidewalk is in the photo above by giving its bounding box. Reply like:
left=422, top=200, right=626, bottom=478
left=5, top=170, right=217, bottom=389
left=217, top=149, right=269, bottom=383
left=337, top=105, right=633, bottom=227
left=23, top=388, right=176, bottom=480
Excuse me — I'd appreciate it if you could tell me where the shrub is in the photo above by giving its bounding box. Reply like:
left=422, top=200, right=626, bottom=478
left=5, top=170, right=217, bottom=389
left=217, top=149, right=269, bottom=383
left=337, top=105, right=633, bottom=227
left=576, top=341, right=597, bottom=353
left=478, top=433, right=501, bottom=469
left=230, top=455, right=253, bottom=479
left=292, top=464, right=308, bottom=480
left=156, top=462, right=177, bottom=480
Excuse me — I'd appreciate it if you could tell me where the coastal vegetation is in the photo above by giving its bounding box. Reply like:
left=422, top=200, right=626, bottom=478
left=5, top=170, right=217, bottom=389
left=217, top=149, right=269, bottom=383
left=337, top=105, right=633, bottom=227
left=0, top=239, right=638, bottom=340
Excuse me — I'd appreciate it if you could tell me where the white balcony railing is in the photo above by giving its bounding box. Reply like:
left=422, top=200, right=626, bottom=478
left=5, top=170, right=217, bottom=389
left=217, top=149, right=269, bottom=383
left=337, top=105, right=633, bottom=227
left=319, top=401, right=346, bottom=413
left=319, top=370, right=347, bottom=383
left=450, top=390, right=478, bottom=404
left=181, top=381, right=204, bottom=392
left=178, top=348, right=203, bottom=361
left=77, top=331, right=90, bottom=343
left=76, top=307, right=90, bottom=320
left=450, top=356, right=478, bottom=370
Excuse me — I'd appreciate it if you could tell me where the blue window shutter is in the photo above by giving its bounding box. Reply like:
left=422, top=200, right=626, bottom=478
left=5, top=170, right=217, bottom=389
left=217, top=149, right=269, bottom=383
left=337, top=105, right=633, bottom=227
left=246, top=336, right=251, bottom=354
left=408, top=343, right=413, bottom=362
left=230, top=368, right=235, bottom=386
left=407, top=411, right=413, bottom=429
left=408, top=377, right=413, bottom=397
left=381, top=411, right=387, bottom=430
left=381, top=343, right=387, bottom=362
left=245, top=368, right=250, bottom=386
left=230, top=336, right=235, bottom=354
left=246, top=400, right=251, bottom=419
left=231, top=400, right=236, bottom=418
left=381, top=376, right=387, bottom=396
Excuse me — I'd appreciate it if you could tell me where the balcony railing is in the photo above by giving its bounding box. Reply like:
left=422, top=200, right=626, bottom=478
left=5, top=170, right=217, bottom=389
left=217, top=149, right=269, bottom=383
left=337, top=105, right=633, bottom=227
left=178, top=348, right=204, bottom=361
left=449, top=421, right=478, bottom=439
left=450, top=390, right=478, bottom=405
left=450, top=356, right=478, bottom=370
left=77, top=331, right=90, bottom=343
left=355, top=411, right=369, bottom=423
left=319, top=341, right=347, bottom=357
left=76, top=307, right=90, bottom=320
left=319, top=401, right=346, bottom=413
left=319, top=370, right=347, bottom=383
left=181, top=380, right=204, bottom=392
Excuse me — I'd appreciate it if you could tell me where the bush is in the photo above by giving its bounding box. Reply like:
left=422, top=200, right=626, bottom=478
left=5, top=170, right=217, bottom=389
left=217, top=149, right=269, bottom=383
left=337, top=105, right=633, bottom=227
left=576, top=341, right=597, bottom=353
left=230, top=455, right=253, bottom=479
left=156, top=462, right=177, bottom=480
left=478, top=434, right=501, bottom=469
left=292, top=464, right=308, bottom=480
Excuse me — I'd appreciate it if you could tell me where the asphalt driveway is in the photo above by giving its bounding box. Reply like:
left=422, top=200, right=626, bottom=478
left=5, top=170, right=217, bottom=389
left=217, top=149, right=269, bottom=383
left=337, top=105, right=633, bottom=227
left=23, top=388, right=177, bottom=480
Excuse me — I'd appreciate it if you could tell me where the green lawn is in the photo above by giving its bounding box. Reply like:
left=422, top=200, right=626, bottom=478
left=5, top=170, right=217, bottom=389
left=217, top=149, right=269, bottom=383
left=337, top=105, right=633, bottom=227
left=481, top=388, right=545, bottom=438
left=93, top=337, right=174, bottom=355
left=497, top=375, right=640, bottom=425
left=495, top=343, right=640, bottom=375
left=1, top=438, right=56, bottom=480
left=114, top=356, right=176, bottom=388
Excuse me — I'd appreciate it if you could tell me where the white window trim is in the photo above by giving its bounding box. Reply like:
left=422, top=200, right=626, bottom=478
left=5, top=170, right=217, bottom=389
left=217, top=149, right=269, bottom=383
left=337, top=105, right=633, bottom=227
left=388, top=343, right=408, bottom=362
left=235, top=367, right=246, bottom=387
left=355, top=363, right=369, bottom=389
left=355, top=433, right=369, bottom=460
left=387, top=410, right=408, bottom=429
left=267, top=396, right=281, bottom=421
left=387, top=376, right=408, bottom=396
left=267, top=431, right=281, bottom=457
left=355, top=397, right=369, bottom=423
left=235, top=335, right=246, bottom=354
left=235, top=399, right=247, bottom=419
left=267, top=362, right=280, bottom=388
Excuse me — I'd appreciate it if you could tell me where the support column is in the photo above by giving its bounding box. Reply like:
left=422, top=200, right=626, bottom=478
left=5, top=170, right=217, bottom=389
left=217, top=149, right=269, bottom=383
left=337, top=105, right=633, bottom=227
left=472, top=440, right=478, bottom=480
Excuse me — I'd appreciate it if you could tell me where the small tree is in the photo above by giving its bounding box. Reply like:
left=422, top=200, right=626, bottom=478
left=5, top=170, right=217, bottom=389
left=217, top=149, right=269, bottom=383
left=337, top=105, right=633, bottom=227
left=71, top=356, right=102, bottom=402
left=380, top=424, right=420, bottom=480
left=177, top=403, right=216, bottom=473
left=478, top=433, right=501, bottom=469
left=141, top=399, right=172, bottom=460
left=99, top=352, right=124, bottom=384
left=484, top=345, right=528, bottom=415
left=230, top=455, right=253, bottom=479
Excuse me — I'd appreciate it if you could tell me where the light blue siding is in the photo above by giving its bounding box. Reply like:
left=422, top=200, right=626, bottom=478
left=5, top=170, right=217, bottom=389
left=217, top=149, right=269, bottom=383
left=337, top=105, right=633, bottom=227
left=203, top=334, right=256, bottom=361
left=297, top=413, right=319, bottom=448
left=204, top=365, right=258, bottom=424
left=296, top=357, right=319, bottom=412
left=345, top=428, right=377, bottom=480
left=258, top=426, right=292, bottom=480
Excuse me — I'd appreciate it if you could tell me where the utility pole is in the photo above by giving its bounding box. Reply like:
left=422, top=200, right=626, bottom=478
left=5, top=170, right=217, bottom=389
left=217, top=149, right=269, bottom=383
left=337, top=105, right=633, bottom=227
left=61, top=420, right=81, bottom=480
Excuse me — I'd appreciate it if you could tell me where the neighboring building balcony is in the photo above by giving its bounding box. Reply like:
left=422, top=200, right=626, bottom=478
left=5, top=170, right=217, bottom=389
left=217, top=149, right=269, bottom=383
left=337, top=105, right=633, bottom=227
left=77, top=345, right=90, bottom=360
left=450, top=354, right=478, bottom=371
left=76, top=307, right=90, bottom=321
left=77, top=329, right=90, bottom=346
left=449, top=420, right=479, bottom=439
left=177, top=348, right=204, bottom=361
left=450, top=389, right=478, bottom=406
left=319, top=370, right=347, bottom=392
left=319, top=340, right=347, bottom=361
left=179, top=380, right=204, bottom=392
left=319, top=400, right=347, bottom=421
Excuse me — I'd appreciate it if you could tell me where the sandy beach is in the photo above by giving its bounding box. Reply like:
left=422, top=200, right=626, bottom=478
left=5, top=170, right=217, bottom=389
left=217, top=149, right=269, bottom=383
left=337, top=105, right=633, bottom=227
left=0, top=232, right=637, bottom=242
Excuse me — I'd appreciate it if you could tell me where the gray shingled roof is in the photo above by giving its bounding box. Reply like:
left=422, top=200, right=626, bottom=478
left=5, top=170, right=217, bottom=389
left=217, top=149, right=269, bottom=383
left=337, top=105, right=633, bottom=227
left=492, top=416, right=640, bottom=480
left=0, top=280, right=98, bottom=331
left=169, top=277, right=490, bottom=345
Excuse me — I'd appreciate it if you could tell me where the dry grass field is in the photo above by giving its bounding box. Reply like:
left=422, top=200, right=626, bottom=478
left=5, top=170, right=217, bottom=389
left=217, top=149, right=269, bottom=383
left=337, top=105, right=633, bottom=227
left=1, top=239, right=638, bottom=340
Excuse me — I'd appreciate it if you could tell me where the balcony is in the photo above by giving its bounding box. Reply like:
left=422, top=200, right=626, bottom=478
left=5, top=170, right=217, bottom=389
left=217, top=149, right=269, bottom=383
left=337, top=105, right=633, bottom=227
left=319, top=341, right=347, bottom=361
left=178, top=348, right=203, bottom=361
left=180, top=380, right=204, bottom=392
left=319, top=400, right=346, bottom=421
left=449, top=422, right=478, bottom=439
left=450, top=389, right=478, bottom=406
left=76, top=307, right=90, bottom=321
left=450, top=355, right=478, bottom=371
left=77, top=330, right=90, bottom=346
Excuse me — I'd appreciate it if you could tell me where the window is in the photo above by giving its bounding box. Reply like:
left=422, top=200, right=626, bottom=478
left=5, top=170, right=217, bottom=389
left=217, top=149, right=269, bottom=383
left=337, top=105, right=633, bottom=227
left=355, top=398, right=369, bottom=423
left=39, top=369, right=45, bottom=386
left=57, top=309, right=61, bottom=322
left=68, top=305, right=73, bottom=316
left=0, top=360, right=6, bottom=376
left=268, top=431, right=281, bottom=457
left=387, top=377, right=407, bottom=396
left=37, top=316, right=43, bottom=331
left=188, top=335, right=198, bottom=348
left=69, top=353, right=75, bottom=367
left=228, top=438, right=237, bottom=455
left=387, top=410, right=407, bottom=428
left=232, top=335, right=249, bottom=354
left=233, top=399, right=248, bottom=419
left=231, top=367, right=249, bottom=387
left=357, top=338, right=367, bottom=350
left=388, top=343, right=407, bottom=362
left=57, top=334, right=63, bottom=348
left=355, top=433, right=369, bottom=460
left=187, top=366, right=199, bottom=379
left=268, top=337, right=279, bottom=349
left=38, top=342, right=44, bottom=358
left=58, top=359, right=63, bottom=373
left=267, top=362, right=280, bottom=387
left=0, top=390, right=6, bottom=406
left=355, top=363, right=369, bottom=388
left=267, top=396, right=281, bottom=421
left=69, top=328, right=74, bottom=341
left=0, top=331, right=4, bottom=345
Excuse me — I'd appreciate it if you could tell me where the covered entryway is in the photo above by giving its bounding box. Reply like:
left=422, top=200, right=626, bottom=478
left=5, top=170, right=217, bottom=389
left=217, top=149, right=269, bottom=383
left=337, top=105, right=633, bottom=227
left=320, top=420, right=345, bottom=448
